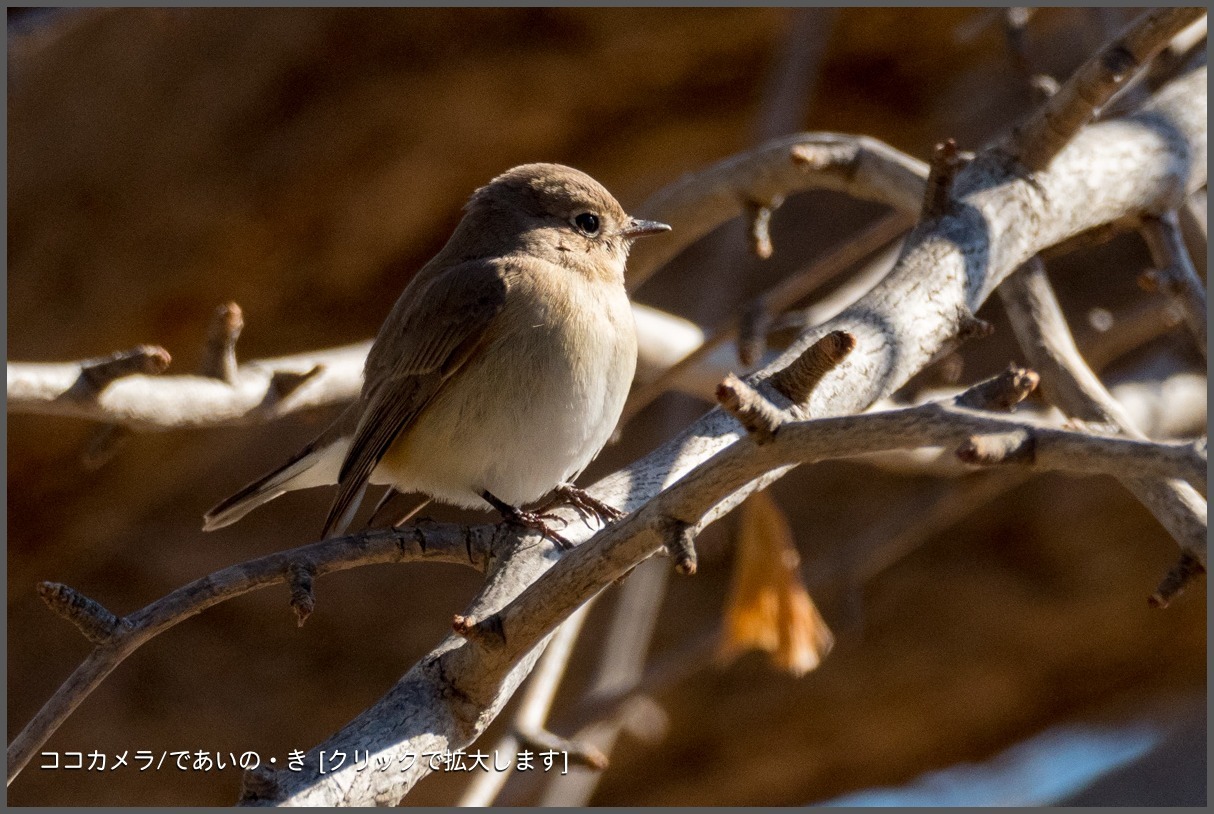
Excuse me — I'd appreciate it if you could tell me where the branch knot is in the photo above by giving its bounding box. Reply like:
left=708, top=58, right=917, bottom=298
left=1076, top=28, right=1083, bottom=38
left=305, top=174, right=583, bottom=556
left=769, top=330, right=856, bottom=407
left=37, top=581, right=127, bottom=644
left=77, top=345, right=171, bottom=393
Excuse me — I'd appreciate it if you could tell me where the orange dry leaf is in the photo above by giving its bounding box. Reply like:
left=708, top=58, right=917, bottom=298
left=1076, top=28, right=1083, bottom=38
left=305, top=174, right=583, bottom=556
left=717, top=490, right=834, bottom=677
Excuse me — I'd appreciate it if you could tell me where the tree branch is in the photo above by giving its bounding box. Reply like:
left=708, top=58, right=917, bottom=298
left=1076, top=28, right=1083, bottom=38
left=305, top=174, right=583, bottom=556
left=1013, top=7, right=1206, bottom=169
left=998, top=256, right=1207, bottom=564
left=1139, top=209, right=1207, bottom=357
left=622, top=212, right=910, bottom=424
left=7, top=340, right=369, bottom=430
left=626, top=132, right=929, bottom=291
left=456, top=604, right=595, bottom=806
left=6, top=524, right=493, bottom=784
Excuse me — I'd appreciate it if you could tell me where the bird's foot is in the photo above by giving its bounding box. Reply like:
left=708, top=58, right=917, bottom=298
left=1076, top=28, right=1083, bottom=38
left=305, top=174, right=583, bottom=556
left=546, top=483, right=625, bottom=525
left=482, top=490, right=573, bottom=549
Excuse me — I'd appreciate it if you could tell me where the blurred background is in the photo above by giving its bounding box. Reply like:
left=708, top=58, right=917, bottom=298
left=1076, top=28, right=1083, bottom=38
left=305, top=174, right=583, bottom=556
left=7, top=7, right=1206, bottom=806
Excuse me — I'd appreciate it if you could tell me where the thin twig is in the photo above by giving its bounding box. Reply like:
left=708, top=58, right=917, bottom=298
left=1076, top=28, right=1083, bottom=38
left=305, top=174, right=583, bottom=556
left=628, top=133, right=928, bottom=291
left=1148, top=551, right=1206, bottom=608
left=199, top=301, right=243, bottom=384
left=716, top=374, right=785, bottom=445
left=77, top=345, right=171, bottom=392
left=1139, top=210, right=1207, bottom=358
left=1002, top=7, right=1036, bottom=81
left=7, top=523, right=495, bottom=783
left=922, top=138, right=963, bottom=218
left=36, top=582, right=128, bottom=645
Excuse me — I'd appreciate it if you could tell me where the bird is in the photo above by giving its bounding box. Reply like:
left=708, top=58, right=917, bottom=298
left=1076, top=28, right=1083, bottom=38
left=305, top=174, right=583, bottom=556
left=203, top=163, right=670, bottom=543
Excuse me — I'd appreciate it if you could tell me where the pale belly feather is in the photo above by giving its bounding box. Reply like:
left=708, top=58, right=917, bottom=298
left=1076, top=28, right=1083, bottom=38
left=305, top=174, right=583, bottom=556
left=372, top=270, right=636, bottom=510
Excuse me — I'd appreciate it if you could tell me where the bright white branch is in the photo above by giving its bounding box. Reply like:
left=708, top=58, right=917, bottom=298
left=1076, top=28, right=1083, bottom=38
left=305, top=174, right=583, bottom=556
left=7, top=342, right=368, bottom=430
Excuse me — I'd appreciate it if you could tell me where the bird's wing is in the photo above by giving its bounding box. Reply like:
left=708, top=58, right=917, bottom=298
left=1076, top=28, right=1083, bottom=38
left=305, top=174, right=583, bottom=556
left=321, top=258, right=511, bottom=538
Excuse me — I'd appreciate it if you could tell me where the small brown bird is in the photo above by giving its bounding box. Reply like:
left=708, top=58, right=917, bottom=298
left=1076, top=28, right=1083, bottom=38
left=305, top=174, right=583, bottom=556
left=204, top=163, right=669, bottom=540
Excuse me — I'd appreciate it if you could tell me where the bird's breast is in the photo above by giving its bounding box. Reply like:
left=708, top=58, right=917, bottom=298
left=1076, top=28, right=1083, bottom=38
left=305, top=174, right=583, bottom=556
left=376, top=265, right=637, bottom=509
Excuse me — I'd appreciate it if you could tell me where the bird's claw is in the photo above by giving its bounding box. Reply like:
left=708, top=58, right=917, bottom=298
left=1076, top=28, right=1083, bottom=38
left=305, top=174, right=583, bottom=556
left=504, top=509, right=573, bottom=550
left=546, top=484, right=625, bottom=525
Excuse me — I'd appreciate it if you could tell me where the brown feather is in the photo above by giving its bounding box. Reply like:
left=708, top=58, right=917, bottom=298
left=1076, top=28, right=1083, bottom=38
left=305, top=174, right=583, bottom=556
left=320, top=259, right=510, bottom=538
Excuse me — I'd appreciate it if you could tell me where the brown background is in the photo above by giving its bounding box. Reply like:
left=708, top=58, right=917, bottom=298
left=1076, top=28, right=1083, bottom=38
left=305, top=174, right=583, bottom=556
left=8, top=7, right=1205, bottom=806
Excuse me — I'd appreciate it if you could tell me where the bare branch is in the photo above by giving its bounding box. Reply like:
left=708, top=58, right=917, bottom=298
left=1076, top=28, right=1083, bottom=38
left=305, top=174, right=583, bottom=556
left=1002, top=8, right=1036, bottom=80
left=199, top=301, right=243, bottom=384
left=768, top=329, right=856, bottom=405
left=37, top=582, right=128, bottom=645
left=1139, top=210, right=1207, bottom=357
left=716, top=374, right=784, bottom=445
left=627, top=133, right=928, bottom=290
left=659, top=517, right=698, bottom=576
left=998, top=256, right=1207, bottom=562
left=78, top=344, right=171, bottom=392
left=623, top=213, right=910, bottom=424
left=233, top=65, right=1207, bottom=807
left=736, top=296, right=772, bottom=368
left=288, top=562, right=317, bottom=627
left=1014, top=7, right=1206, bottom=169
left=744, top=199, right=776, bottom=260
left=12, top=65, right=1205, bottom=806
left=1148, top=551, right=1207, bottom=608
left=11, top=299, right=743, bottom=434
left=922, top=138, right=963, bottom=219
left=7, top=341, right=369, bottom=430
left=457, top=605, right=593, bottom=806
left=7, top=523, right=493, bottom=784
left=952, top=364, right=1039, bottom=411
left=536, top=559, right=673, bottom=806
left=469, top=388, right=1206, bottom=735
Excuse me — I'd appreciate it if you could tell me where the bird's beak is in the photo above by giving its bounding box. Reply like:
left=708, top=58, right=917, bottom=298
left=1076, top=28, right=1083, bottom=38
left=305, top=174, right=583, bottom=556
left=620, top=218, right=672, bottom=239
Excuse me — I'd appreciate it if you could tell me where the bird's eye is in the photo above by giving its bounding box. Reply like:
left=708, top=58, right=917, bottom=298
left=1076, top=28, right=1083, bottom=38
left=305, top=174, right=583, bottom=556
left=573, top=212, right=600, bottom=236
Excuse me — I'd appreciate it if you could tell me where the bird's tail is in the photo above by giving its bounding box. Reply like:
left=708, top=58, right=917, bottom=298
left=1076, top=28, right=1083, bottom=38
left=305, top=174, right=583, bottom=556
left=202, top=407, right=356, bottom=532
